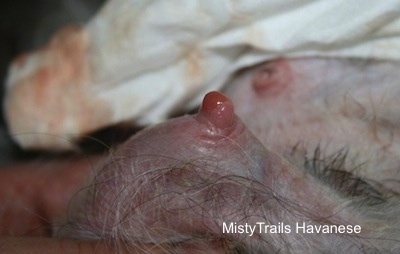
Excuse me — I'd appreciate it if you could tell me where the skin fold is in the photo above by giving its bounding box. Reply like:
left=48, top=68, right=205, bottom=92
left=2, top=58, right=400, bottom=253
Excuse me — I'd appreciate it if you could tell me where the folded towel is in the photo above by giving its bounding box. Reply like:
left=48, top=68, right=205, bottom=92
left=5, top=0, right=400, bottom=150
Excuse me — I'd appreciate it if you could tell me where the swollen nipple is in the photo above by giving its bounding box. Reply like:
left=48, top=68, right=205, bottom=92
left=198, top=91, right=235, bottom=130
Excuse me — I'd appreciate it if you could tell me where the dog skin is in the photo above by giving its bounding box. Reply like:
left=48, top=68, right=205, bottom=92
left=2, top=57, right=400, bottom=253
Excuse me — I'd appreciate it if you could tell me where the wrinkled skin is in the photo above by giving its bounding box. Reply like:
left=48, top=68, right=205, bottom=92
left=2, top=57, right=400, bottom=253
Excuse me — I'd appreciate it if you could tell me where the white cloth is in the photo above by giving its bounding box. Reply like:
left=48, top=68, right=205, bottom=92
left=89, top=0, right=400, bottom=125
left=6, top=0, right=400, bottom=150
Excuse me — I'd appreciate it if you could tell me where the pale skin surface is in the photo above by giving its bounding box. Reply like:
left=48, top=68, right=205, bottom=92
left=0, top=154, right=226, bottom=253
left=0, top=92, right=235, bottom=253
left=0, top=154, right=113, bottom=253
left=4, top=58, right=400, bottom=252
left=0, top=93, right=232, bottom=253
